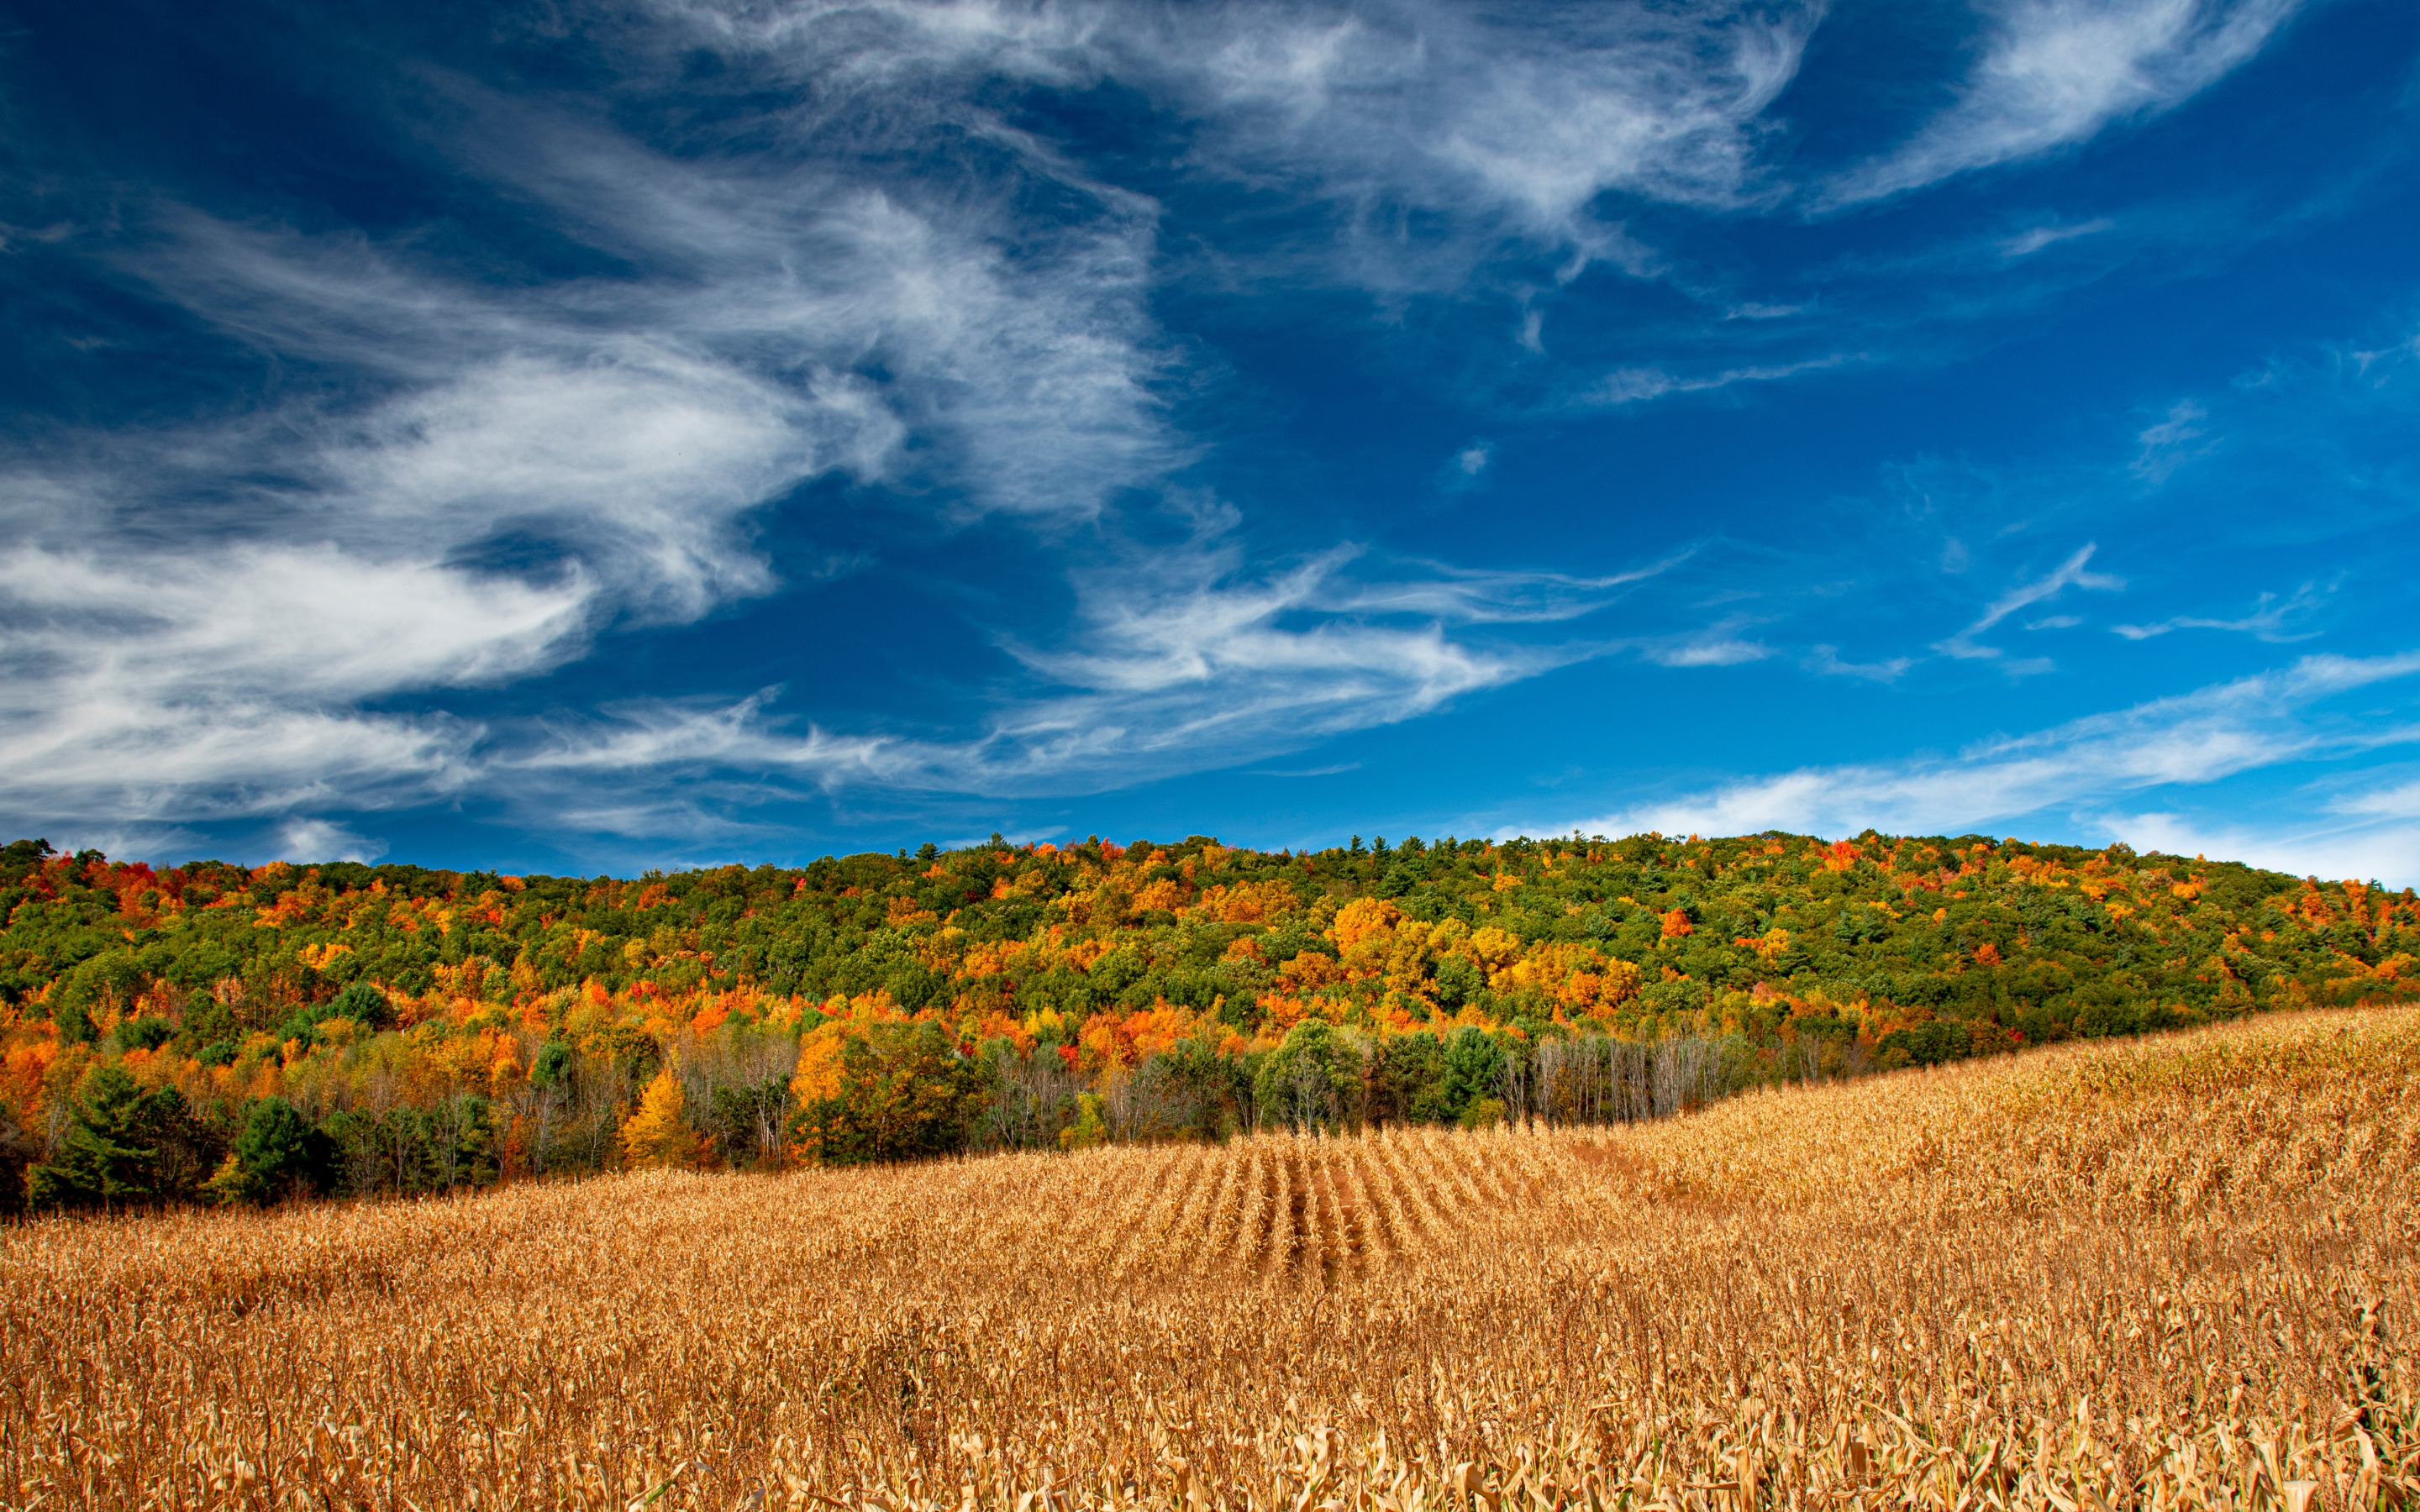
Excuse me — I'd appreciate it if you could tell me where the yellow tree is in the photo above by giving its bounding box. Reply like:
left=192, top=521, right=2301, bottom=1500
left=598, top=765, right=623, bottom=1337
left=620, top=1067, right=705, bottom=1169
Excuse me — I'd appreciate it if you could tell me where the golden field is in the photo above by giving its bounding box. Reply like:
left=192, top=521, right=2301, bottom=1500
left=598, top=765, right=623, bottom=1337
left=3, top=1009, right=2416, bottom=1511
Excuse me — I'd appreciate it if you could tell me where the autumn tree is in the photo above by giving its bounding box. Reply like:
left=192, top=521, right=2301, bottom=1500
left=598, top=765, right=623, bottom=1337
left=621, top=1068, right=707, bottom=1169
left=790, top=1021, right=992, bottom=1166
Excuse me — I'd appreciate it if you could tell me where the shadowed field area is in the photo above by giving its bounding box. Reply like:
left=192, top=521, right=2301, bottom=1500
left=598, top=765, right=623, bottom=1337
left=3, top=1009, right=2416, bottom=1510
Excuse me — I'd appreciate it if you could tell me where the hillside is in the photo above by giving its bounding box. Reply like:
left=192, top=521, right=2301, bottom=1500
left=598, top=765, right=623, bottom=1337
left=4, top=1009, right=2414, bottom=1508
left=1, top=829, right=2414, bottom=1207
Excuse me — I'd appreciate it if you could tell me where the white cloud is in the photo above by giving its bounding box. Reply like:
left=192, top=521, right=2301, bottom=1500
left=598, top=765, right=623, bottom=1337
left=675, top=0, right=1827, bottom=272
left=2001, top=217, right=2115, bottom=257
left=2112, top=580, right=2330, bottom=642
left=0, top=534, right=519, bottom=824
left=2131, top=398, right=2213, bottom=482
left=508, top=539, right=1670, bottom=819
left=1146, top=0, right=1823, bottom=240
left=2334, top=777, right=2420, bottom=821
left=2107, top=811, right=2418, bottom=887
left=1829, top=0, right=2300, bottom=205
left=1644, top=625, right=1773, bottom=668
left=1805, top=645, right=1914, bottom=682
left=1586, top=354, right=1857, bottom=407
left=1725, top=302, right=1807, bottom=321
left=1934, top=543, right=2124, bottom=660
left=1535, top=650, right=2420, bottom=880
left=0, top=54, right=1182, bottom=832
left=1318, top=550, right=1685, bottom=624
left=276, top=818, right=390, bottom=865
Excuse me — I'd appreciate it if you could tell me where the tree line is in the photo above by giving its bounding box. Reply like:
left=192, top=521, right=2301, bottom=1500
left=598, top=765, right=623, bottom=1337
left=1, top=827, right=2411, bottom=1210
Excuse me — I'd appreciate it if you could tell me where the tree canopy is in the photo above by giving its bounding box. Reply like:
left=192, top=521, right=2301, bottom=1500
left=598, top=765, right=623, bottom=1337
left=0, top=828, right=2409, bottom=1206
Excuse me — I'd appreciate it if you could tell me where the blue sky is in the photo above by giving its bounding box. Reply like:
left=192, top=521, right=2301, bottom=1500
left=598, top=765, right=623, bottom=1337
left=4, top=0, right=2418, bottom=883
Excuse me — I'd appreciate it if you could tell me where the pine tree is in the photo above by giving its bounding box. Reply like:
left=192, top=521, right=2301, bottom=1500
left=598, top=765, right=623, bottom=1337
left=29, top=1066, right=161, bottom=1210
left=203, top=1098, right=334, bottom=1206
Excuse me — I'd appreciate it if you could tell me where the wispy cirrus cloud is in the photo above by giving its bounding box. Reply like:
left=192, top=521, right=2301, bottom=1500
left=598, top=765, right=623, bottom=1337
left=2333, top=775, right=2420, bottom=821
left=2132, top=399, right=2215, bottom=482
left=2112, top=580, right=2333, bottom=641
left=2001, top=218, right=2117, bottom=258
left=1805, top=645, right=1914, bottom=682
left=1635, top=619, right=1774, bottom=669
left=1826, top=0, right=2302, bottom=206
left=1584, top=354, right=1861, bottom=407
left=1934, top=543, right=2125, bottom=661
left=0, top=39, right=1180, bottom=834
left=509, top=538, right=1673, bottom=825
left=667, top=0, right=1828, bottom=282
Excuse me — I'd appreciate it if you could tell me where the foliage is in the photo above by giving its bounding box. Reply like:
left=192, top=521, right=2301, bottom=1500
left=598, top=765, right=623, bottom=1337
left=1456, top=1095, right=1507, bottom=1130
left=0, top=827, right=2410, bottom=1201
left=1058, top=1092, right=1108, bottom=1151
left=791, top=1021, right=993, bottom=1166
left=1252, top=1018, right=1362, bottom=1131
left=27, top=1065, right=213, bottom=1210
left=204, top=1097, right=334, bottom=1206
left=621, top=1068, right=706, bottom=1170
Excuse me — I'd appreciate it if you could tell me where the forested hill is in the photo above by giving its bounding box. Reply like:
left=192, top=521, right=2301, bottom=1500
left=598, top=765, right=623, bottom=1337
left=1, top=829, right=2412, bottom=1209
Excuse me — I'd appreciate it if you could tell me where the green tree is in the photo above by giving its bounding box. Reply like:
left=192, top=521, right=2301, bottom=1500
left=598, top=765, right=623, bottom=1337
left=327, top=980, right=395, bottom=1031
left=1253, top=1019, right=1362, bottom=1131
left=1439, top=1026, right=1505, bottom=1121
left=28, top=1065, right=190, bottom=1210
left=1458, top=1095, right=1507, bottom=1130
left=1153, top=1039, right=1245, bottom=1138
left=204, top=1099, right=335, bottom=1205
left=0, top=1108, right=29, bottom=1216
left=1370, top=1032, right=1449, bottom=1125
left=709, top=1075, right=795, bottom=1169
left=1059, top=1092, right=1108, bottom=1150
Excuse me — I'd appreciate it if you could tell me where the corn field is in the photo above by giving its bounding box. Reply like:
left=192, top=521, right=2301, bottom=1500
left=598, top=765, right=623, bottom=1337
left=3, top=1008, right=2415, bottom=1511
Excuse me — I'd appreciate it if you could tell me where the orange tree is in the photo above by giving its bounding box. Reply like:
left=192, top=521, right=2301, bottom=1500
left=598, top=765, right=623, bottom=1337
left=789, top=1021, right=994, bottom=1166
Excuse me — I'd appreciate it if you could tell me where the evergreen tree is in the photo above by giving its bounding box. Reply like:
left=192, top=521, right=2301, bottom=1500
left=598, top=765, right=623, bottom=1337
left=1439, top=1026, right=1506, bottom=1121
left=29, top=1066, right=180, bottom=1210
left=203, top=1099, right=335, bottom=1205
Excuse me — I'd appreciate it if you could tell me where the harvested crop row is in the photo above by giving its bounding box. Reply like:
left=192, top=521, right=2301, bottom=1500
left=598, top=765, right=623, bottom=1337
left=3, top=1009, right=2416, bottom=1510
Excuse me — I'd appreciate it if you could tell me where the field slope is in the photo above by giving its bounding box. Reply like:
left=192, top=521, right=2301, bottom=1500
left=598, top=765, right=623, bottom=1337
left=4, top=1009, right=2417, bottom=1510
